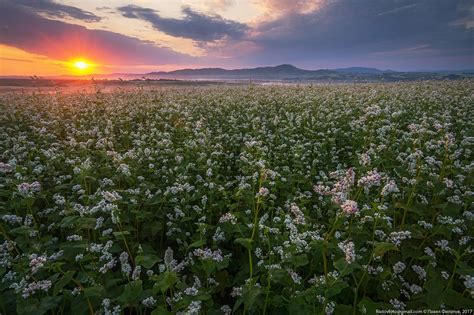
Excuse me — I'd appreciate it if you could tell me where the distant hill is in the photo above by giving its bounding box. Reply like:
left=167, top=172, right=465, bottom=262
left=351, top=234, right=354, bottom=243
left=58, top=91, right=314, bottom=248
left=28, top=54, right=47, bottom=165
left=333, top=67, right=393, bottom=74
left=11, top=64, right=473, bottom=82
left=147, top=64, right=337, bottom=79
left=142, top=64, right=472, bottom=82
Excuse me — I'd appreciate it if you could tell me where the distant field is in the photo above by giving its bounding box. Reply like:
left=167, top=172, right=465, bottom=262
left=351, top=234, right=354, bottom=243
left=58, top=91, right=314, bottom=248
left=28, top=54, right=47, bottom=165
left=0, top=81, right=473, bottom=314
left=0, top=78, right=237, bottom=94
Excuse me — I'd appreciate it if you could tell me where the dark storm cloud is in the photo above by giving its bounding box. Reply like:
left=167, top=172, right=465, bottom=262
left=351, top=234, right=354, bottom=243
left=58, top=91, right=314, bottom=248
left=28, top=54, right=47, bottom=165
left=0, top=1, right=195, bottom=65
left=118, top=5, right=249, bottom=41
left=15, top=0, right=102, bottom=22
left=249, top=0, right=473, bottom=70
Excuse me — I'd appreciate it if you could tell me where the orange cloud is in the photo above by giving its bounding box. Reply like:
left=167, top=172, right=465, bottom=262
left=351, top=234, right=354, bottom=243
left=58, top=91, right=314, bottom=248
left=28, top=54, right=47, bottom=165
left=0, top=1, right=196, bottom=73
left=0, top=45, right=70, bottom=76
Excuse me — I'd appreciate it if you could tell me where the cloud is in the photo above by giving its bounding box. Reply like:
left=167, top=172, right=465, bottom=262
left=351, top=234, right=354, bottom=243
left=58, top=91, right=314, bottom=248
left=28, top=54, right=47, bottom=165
left=118, top=5, right=249, bottom=41
left=247, top=0, right=474, bottom=69
left=1, top=0, right=471, bottom=71
left=204, top=0, right=236, bottom=11
left=0, top=1, right=196, bottom=66
left=256, top=0, right=323, bottom=17
left=15, top=0, right=101, bottom=22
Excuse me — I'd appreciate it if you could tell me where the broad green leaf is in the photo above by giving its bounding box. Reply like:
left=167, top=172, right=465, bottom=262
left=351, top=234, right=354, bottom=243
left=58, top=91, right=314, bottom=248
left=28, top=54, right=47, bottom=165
left=39, top=296, right=62, bottom=312
left=234, top=238, right=253, bottom=250
left=136, top=253, right=160, bottom=269
left=151, top=306, right=171, bottom=315
left=188, top=239, right=206, bottom=249
left=83, top=286, right=104, bottom=298
left=153, top=272, right=177, bottom=294
left=326, top=280, right=349, bottom=298
left=53, top=271, right=75, bottom=295
left=373, top=242, right=399, bottom=257
left=334, top=258, right=354, bottom=277
left=113, top=231, right=131, bottom=240
left=118, top=280, right=143, bottom=306
left=358, top=298, right=380, bottom=314
left=243, top=286, right=261, bottom=310
left=442, top=289, right=474, bottom=309
left=292, top=254, right=309, bottom=267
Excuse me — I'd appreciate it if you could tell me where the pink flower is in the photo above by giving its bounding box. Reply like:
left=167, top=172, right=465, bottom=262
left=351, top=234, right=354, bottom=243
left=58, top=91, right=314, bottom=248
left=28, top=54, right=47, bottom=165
left=341, top=200, right=358, bottom=215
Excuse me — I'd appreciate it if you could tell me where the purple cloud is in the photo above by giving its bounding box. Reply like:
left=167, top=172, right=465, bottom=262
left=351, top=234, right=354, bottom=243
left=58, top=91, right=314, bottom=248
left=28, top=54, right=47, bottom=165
left=0, top=1, right=196, bottom=66
left=118, top=5, right=249, bottom=41
left=15, top=0, right=102, bottom=22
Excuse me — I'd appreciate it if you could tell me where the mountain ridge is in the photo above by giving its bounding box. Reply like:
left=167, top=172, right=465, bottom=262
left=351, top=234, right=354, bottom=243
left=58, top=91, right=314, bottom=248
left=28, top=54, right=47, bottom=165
left=5, top=64, right=472, bottom=82
left=146, top=64, right=365, bottom=77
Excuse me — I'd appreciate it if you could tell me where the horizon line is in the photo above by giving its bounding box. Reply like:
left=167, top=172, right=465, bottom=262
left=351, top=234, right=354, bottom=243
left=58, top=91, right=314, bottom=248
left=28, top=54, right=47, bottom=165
left=2, top=64, right=474, bottom=79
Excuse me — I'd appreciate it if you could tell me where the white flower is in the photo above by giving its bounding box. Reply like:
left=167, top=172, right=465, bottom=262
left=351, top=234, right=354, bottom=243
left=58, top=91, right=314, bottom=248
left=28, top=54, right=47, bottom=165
left=338, top=241, right=356, bottom=263
left=393, top=261, right=406, bottom=274
left=221, top=305, right=232, bottom=315
left=257, top=187, right=269, bottom=197
left=142, top=296, right=157, bottom=307
left=219, top=213, right=237, bottom=224
left=0, top=162, right=13, bottom=173
left=412, top=265, right=427, bottom=281
left=17, top=181, right=41, bottom=197
left=381, top=180, right=399, bottom=196
left=389, top=298, right=406, bottom=310
left=290, top=203, right=306, bottom=225
left=193, top=248, right=223, bottom=262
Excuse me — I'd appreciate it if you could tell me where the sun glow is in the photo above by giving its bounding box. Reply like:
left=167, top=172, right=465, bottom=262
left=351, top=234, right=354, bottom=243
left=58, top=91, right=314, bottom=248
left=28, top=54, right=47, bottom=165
left=74, top=61, right=89, bottom=70
left=70, top=59, right=95, bottom=74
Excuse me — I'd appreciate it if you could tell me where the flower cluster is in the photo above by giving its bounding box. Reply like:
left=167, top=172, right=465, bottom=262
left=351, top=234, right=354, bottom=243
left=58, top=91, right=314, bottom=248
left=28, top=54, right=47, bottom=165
left=0, top=81, right=472, bottom=314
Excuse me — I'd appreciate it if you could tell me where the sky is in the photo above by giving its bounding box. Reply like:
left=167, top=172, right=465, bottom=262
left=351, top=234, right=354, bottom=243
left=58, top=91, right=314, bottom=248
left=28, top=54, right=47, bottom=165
left=0, top=0, right=472, bottom=76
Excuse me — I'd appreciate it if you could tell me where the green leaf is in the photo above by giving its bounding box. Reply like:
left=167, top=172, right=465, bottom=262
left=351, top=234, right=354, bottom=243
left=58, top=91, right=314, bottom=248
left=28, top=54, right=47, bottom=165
left=118, top=280, right=143, bottom=306
left=39, top=296, right=62, bottom=312
left=17, top=299, right=44, bottom=315
left=310, top=239, right=325, bottom=250
left=113, top=231, right=131, bottom=240
left=423, top=275, right=444, bottom=308
left=243, top=286, right=261, bottom=310
left=201, top=259, right=217, bottom=277
left=59, top=216, right=78, bottom=228
left=442, top=289, right=474, bottom=309
left=142, top=221, right=162, bottom=237
left=334, top=258, right=354, bottom=277
left=288, top=300, right=314, bottom=314
left=358, top=298, right=380, bottom=314
left=373, top=242, right=399, bottom=257
left=76, top=217, right=96, bottom=229
left=334, top=304, right=352, bottom=315
left=235, top=238, right=253, bottom=250
left=71, top=296, right=91, bottom=315
left=153, top=272, right=177, bottom=294
left=83, top=286, right=104, bottom=298
left=53, top=271, right=75, bottom=295
left=151, top=306, right=171, bottom=315
left=455, top=260, right=474, bottom=276
left=269, top=269, right=291, bottom=286
left=188, top=239, right=206, bottom=249
left=292, top=254, right=309, bottom=267
left=136, top=254, right=160, bottom=269
left=326, top=280, right=349, bottom=298
left=9, top=226, right=31, bottom=235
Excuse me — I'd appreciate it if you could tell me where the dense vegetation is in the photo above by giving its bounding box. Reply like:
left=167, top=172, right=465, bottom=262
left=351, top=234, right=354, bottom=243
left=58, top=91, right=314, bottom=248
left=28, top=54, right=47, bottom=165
left=0, top=81, right=473, bottom=314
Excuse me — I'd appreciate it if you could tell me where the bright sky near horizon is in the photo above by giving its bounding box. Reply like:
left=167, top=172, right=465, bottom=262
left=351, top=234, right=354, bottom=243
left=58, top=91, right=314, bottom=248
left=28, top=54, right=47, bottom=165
left=0, top=0, right=472, bottom=76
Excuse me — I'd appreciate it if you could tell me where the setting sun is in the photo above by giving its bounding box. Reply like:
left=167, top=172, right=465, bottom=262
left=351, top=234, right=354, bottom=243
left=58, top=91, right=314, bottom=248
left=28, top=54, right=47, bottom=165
left=69, top=59, right=95, bottom=74
left=74, top=61, right=89, bottom=70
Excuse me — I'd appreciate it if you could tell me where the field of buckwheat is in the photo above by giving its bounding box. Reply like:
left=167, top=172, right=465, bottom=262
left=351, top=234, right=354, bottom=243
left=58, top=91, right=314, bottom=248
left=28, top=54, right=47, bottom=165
left=0, top=81, right=473, bottom=315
